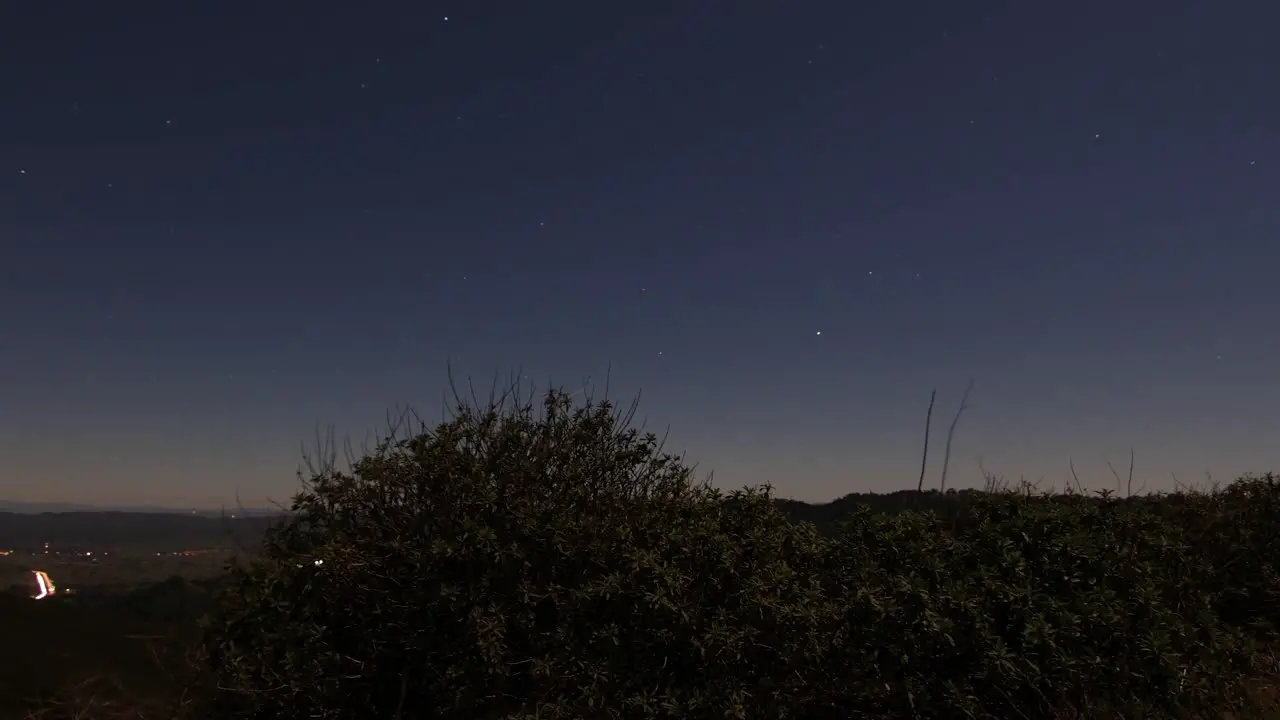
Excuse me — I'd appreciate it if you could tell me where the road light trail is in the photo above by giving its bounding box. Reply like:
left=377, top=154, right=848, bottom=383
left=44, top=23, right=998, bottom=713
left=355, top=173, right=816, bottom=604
left=32, top=570, right=56, bottom=599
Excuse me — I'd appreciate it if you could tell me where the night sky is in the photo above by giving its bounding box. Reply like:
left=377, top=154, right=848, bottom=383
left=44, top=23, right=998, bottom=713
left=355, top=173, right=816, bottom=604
left=3, top=2, right=1277, bottom=509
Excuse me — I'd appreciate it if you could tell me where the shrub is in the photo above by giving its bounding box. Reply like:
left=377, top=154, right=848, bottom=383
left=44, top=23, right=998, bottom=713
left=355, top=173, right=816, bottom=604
left=1187, top=474, right=1280, bottom=640
left=200, top=381, right=1280, bottom=718
left=814, top=491, right=1266, bottom=717
left=203, top=388, right=834, bottom=719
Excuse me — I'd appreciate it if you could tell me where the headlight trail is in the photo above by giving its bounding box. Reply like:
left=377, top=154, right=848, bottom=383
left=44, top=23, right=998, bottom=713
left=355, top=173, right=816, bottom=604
left=32, top=570, right=56, bottom=599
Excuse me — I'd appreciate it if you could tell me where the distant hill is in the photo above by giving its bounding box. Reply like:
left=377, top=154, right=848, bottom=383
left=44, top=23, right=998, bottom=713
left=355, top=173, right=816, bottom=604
left=765, top=488, right=987, bottom=534
left=0, top=489, right=991, bottom=552
left=0, top=511, right=283, bottom=552
left=0, top=500, right=284, bottom=516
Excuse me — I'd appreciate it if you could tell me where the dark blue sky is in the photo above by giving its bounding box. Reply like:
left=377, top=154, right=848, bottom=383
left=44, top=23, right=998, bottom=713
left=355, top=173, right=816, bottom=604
left=2, top=1, right=1277, bottom=508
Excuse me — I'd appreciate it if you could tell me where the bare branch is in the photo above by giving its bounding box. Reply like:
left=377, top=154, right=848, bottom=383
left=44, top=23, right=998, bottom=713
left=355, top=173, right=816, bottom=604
left=1127, top=448, right=1135, bottom=497
left=1104, top=457, right=1123, bottom=496
left=916, top=389, right=937, bottom=494
left=977, top=456, right=1000, bottom=493
left=1068, top=457, right=1083, bottom=493
left=939, top=378, right=974, bottom=492
left=604, top=361, right=614, bottom=405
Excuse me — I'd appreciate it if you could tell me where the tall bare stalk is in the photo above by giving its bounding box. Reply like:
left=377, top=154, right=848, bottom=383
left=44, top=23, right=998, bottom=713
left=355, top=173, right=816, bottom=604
left=939, top=378, right=974, bottom=492
left=917, top=389, right=937, bottom=493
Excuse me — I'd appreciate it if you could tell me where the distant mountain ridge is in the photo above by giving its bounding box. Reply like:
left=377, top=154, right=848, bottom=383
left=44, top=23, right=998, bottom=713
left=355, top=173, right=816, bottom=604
left=0, top=510, right=284, bottom=552
left=0, top=500, right=286, bottom=517
left=0, top=489, right=988, bottom=552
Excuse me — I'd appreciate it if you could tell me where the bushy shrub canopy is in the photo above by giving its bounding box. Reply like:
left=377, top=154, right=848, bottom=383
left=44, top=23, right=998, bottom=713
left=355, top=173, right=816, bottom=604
left=206, top=389, right=835, bottom=719
left=203, top=386, right=1280, bottom=719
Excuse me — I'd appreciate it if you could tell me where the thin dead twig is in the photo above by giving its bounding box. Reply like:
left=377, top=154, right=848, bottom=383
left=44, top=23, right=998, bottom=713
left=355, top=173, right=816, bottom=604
left=939, top=378, right=974, bottom=492
left=916, top=389, right=937, bottom=494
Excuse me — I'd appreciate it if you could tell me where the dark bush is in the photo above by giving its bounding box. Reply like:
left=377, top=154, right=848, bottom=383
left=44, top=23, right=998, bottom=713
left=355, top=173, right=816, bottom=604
left=204, top=389, right=836, bottom=719
left=814, top=492, right=1267, bottom=717
left=200, top=385, right=1280, bottom=718
left=1186, top=474, right=1280, bottom=640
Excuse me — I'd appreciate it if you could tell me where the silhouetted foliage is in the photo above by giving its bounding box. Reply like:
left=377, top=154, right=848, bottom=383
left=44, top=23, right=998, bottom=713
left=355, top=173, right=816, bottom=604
left=14, top=383, right=1280, bottom=717
left=816, top=491, right=1273, bottom=716
left=198, top=384, right=1280, bottom=718
left=205, top=388, right=832, bottom=717
left=0, top=586, right=212, bottom=719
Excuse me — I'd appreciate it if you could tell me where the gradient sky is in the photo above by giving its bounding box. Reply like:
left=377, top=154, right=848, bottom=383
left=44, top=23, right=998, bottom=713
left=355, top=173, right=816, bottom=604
left=2, top=1, right=1277, bottom=508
